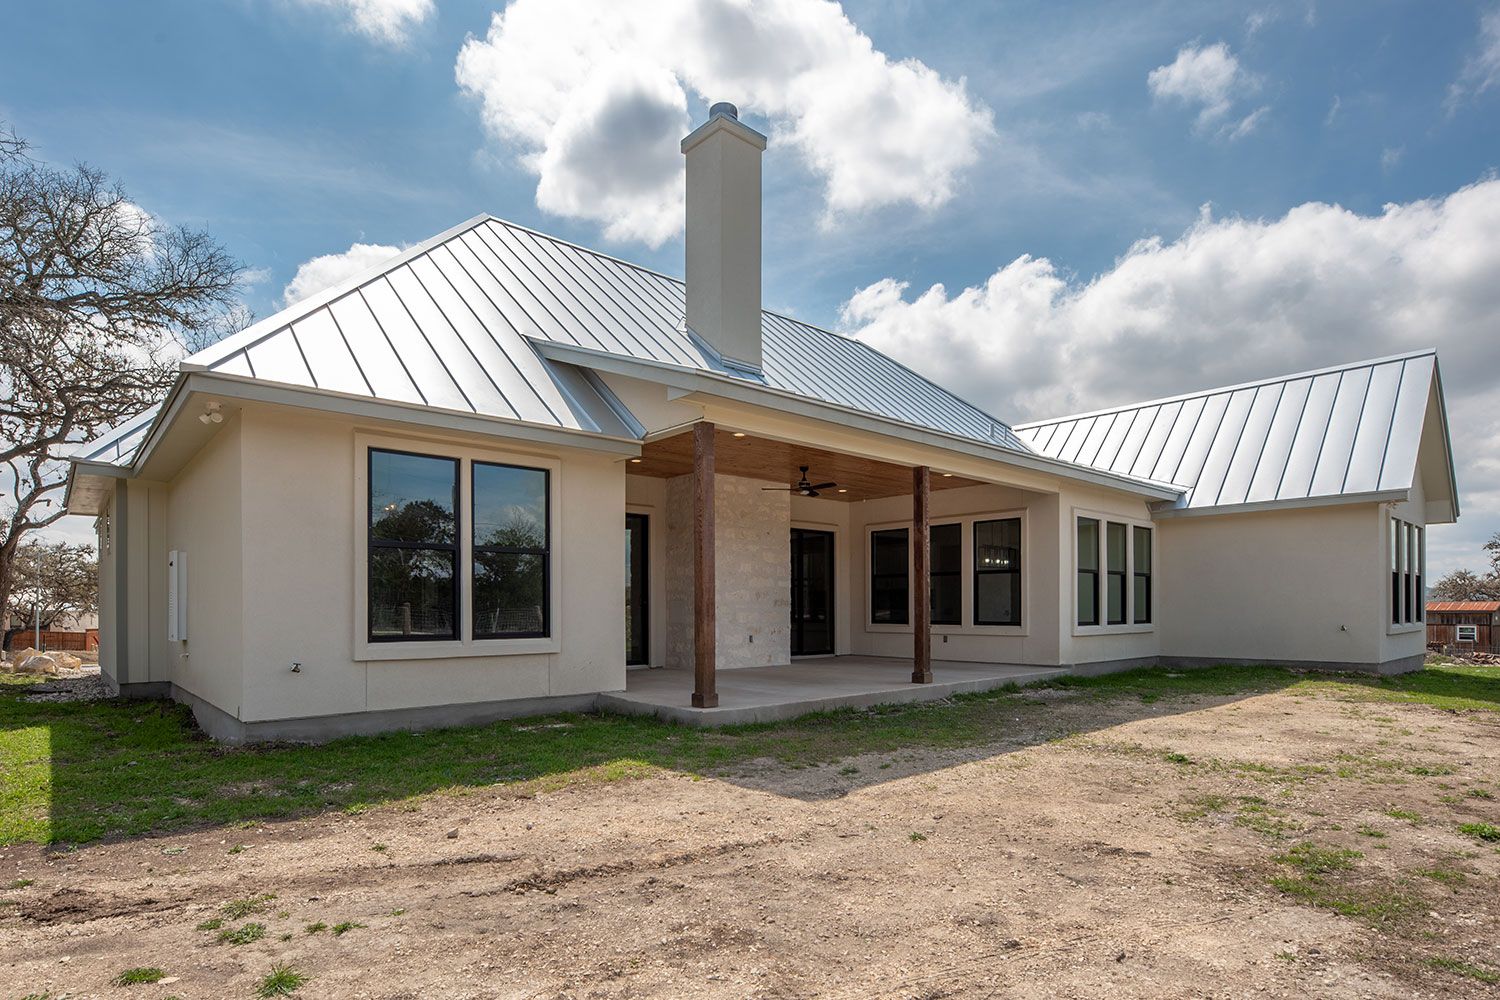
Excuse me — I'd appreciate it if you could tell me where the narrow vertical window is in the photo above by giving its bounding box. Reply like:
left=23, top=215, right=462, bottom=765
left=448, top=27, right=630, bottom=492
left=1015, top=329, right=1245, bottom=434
left=1390, top=518, right=1401, bottom=626
left=1414, top=525, right=1424, bottom=623
left=1106, top=522, right=1127, bottom=625
left=368, top=449, right=459, bottom=641
left=1077, top=517, right=1099, bottom=627
left=974, top=517, right=1022, bottom=626
left=1404, top=522, right=1416, bottom=625
left=472, top=462, right=550, bottom=638
left=1132, top=525, right=1152, bottom=625
left=930, top=523, right=962, bottom=625
left=871, top=528, right=909, bottom=625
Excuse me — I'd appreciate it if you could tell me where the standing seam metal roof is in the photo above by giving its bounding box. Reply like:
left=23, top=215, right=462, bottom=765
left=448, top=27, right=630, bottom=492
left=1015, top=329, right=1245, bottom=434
left=1014, top=350, right=1439, bottom=511
left=171, top=216, right=1025, bottom=457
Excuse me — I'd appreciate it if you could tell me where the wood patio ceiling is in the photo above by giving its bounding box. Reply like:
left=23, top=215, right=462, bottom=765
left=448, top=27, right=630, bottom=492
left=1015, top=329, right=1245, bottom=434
left=630, top=428, right=987, bottom=501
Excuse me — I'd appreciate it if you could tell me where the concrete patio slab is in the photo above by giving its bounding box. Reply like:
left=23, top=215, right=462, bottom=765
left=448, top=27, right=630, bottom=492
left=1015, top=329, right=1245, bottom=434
left=597, top=655, right=1068, bottom=726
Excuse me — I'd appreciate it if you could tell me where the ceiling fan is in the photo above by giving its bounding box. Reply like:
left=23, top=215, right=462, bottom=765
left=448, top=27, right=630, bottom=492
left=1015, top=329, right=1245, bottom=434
left=764, top=466, right=838, bottom=498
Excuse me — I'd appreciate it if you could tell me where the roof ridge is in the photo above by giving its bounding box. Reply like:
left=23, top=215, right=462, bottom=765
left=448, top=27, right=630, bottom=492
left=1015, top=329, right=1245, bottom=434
left=1014, top=348, right=1437, bottom=430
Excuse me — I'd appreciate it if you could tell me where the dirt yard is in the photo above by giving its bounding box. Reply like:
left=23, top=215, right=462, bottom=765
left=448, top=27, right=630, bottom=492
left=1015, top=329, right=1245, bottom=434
left=3, top=683, right=1499, bottom=998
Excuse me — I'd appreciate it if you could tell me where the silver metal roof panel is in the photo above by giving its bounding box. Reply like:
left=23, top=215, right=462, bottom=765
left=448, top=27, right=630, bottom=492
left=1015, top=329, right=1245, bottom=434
left=1016, top=350, right=1443, bottom=514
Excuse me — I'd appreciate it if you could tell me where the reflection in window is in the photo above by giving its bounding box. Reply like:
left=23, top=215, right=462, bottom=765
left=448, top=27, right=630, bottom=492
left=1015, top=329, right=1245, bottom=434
left=368, top=449, right=458, bottom=640
left=1106, top=521, right=1127, bottom=625
left=974, top=518, right=1021, bottom=625
left=1077, top=517, right=1099, bottom=627
left=473, top=462, right=549, bottom=638
left=870, top=528, right=909, bottom=624
left=930, top=523, right=962, bottom=625
left=1133, top=526, right=1152, bottom=624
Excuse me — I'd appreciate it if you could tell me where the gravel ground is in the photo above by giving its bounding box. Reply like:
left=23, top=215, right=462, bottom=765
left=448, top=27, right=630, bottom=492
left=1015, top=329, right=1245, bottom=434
left=2, top=686, right=1498, bottom=998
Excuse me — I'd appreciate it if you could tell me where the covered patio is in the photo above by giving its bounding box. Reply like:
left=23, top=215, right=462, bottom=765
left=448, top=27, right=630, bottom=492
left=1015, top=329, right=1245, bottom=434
left=598, top=656, right=1067, bottom=725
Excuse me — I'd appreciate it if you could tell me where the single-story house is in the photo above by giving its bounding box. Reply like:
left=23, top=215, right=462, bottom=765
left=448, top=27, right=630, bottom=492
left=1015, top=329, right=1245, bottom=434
left=1426, top=601, right=1499, bottom=651
left=64, top=103, right=1460, bottom=742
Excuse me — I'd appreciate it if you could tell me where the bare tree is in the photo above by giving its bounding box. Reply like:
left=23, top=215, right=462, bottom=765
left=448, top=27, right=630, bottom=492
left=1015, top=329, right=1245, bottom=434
left=1430, top=530, right=1500, bottom=602
left=4, top=539, right=97, bottom=650
left=0, top=123, right=243, bottom=638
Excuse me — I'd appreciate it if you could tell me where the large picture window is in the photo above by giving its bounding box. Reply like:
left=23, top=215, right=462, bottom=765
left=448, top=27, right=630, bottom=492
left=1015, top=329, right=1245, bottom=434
left=870, top=528, right=909, bottom=625
left=473, top=462, right=550, bottom=639
left=1077, top=517, right=1100, bottom=626
left=930, top=523, right=962, bottom=625
left=368, top=449, right=459, bottom=642
left=974, top=518, right=1022, bottom=626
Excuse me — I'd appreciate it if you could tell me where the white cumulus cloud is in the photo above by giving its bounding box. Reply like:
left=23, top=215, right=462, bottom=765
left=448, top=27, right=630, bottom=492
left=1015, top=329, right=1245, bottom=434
left=454, top=0, right=994, bottom=247
left=294, top=0, right=433, bottom=45
left=1148, top=42, right=1263, bottom=137
left=840, top=178, right=1500, bottom=578
left=282, top=242, right=402, bottom=306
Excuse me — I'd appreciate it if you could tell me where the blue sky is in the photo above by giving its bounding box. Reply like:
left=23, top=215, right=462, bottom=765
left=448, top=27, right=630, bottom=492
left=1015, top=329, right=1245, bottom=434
left=4, top=0, right=1499, bottom=574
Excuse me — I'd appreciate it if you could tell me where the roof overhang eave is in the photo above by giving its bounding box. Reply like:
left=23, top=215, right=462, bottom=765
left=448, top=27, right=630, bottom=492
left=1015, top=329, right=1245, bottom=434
left=530, top=339, right=1184, bottom=502
left=1150, top=488, right=1411, bottom=520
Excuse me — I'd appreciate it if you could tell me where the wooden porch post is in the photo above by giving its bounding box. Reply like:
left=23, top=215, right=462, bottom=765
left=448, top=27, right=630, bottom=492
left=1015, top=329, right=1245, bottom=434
left=692, top=421, right=719, bottom=708
left=912, top=465, right=933, bottom=683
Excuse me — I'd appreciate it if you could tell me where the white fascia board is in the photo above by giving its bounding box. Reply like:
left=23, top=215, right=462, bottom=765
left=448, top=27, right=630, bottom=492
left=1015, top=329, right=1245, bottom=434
left=1430, top=361, right=1460, bottom=521
left=125, top=369, right=643, bottom=478
left=1149, top=488, right=1410, bottom=520
left=532, top=339, right=1184, bottom=501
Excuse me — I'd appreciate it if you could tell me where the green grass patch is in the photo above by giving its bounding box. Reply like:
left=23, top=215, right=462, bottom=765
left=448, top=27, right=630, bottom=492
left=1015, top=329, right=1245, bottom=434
left=112, top=967, right=165, bottom=986
left=1426, top=956, right=1500, bottom=984
left=257, top=963, right=309, bottom=997
left=217, top=922, right=266, bottom=945
left=1274, top=842, right=1362, bottom=876
left=1270, top=842, right=1422, bottom=930
left=1383, top=808, right=1422, bottom=824
left=1458, top=822, right=1500, bottom=843
left=331, top=920, right=365, bottom=936
left=222, top=893, right=276, bottom=919
left=4, top=660, right=1498, bottom=846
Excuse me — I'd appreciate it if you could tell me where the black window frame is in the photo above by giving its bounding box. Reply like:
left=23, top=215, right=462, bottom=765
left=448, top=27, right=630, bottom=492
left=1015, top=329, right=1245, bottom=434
left=973, top=516, right=1023, bottom=626
left=471, top=460, right=551, bottom=640
left=1076, top=516, right=1100, bottom=627
left=1105, top=521, right=1127, bottom=626
left=870, top=527, right=910, bottom=625
left=367, top=447, right=460, bottom=644
left=929, top=522, right=962, bottom=626
left=1132, top=525, right=1153, bottom=625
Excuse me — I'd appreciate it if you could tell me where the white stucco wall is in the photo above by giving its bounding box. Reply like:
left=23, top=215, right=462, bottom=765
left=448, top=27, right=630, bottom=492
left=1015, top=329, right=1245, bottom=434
left=227, top=407, right=626, bottom=723
left=1156, top=502, right=1390, bottom=666
left=664, top=472, right=791, bottom=670
left=165, top=415, right=245, bottom=713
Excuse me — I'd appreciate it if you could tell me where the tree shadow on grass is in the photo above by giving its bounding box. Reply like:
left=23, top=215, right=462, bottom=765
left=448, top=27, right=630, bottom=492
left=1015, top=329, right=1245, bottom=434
left=5, top=663, right=1493, bottom=848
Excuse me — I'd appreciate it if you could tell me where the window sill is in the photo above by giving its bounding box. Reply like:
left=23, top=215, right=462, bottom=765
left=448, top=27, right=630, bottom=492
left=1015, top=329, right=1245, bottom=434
left=355, top=637, right=560, bottom=661
left=1073, top=624, right=1155, bottom=637
left=1387, top=623, right=1425, bottom=636
left=865, top=624, right=1029, bottom=637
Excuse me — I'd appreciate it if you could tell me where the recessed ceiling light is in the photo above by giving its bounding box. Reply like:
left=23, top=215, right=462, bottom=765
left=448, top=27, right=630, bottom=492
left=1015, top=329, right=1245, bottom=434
left=630, top=458, right=642, bottom=464
left=837, top=488, right=848, bottom=493
left=941, top=472, right=954, bottom=477
left=732, top=432, right=747, bottom=438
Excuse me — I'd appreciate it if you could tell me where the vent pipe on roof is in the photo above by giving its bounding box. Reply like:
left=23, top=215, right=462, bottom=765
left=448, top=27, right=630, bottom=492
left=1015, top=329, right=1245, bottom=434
left=682, top=101, right=767, bottom=373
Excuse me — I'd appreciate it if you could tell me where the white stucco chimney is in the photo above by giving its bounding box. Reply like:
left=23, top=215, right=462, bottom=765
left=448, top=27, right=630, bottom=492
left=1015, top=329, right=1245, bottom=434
left=681, top=101, right=767, bottom=373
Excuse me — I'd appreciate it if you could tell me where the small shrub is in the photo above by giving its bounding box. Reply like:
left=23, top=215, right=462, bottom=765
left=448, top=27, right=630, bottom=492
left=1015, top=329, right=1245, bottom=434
left=218, top=922, right=267, bottom=945
left=195, top=917, right=223, bottom=931
left=112, top=967, right=165, bottom=986
left=257, top=963, right=309, bottom=997
left=1459, top=822, right=1500, bottom=843
left=222, top=893, right=277, bottom=919
left=908, top=832, right=927, bottom=842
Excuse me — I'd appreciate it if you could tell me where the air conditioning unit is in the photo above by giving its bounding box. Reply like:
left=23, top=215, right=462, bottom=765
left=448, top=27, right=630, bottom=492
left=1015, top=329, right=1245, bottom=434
left=167, top=550, right=188, bottom=641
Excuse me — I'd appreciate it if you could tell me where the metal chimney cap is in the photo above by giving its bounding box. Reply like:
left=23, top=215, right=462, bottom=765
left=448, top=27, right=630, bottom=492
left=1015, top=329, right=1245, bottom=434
left=709, top=101, right=739, bottom=120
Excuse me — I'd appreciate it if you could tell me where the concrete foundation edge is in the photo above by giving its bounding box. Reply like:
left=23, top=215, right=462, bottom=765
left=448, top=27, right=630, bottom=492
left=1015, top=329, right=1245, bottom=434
left=108, top=651, right=1427, bottom=741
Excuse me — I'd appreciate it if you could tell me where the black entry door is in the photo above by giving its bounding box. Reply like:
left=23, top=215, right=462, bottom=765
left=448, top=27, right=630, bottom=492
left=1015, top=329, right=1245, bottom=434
left=626, top=513, right=649, bottom=665
left=790, top=529, right=835, bottom=656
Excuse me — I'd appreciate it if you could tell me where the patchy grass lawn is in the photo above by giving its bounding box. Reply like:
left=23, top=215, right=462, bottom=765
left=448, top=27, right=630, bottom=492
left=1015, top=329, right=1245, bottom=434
left=2, top=661, right=1498, bottom=846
